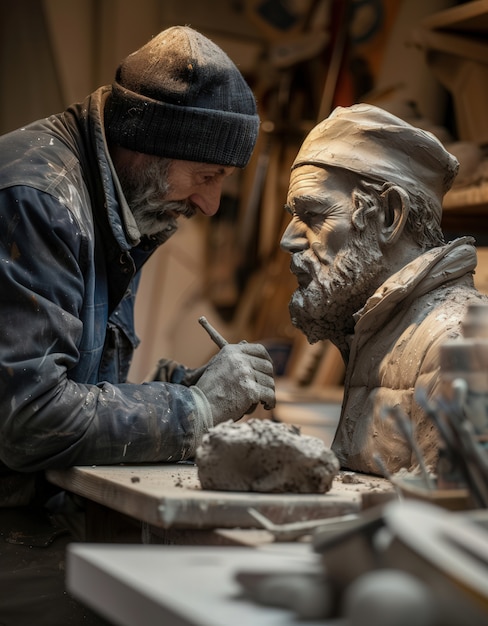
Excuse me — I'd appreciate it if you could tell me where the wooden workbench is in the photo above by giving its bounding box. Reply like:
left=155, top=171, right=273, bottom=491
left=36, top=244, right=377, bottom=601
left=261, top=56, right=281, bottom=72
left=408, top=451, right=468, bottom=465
left=46, top=463, right=393, bottom=544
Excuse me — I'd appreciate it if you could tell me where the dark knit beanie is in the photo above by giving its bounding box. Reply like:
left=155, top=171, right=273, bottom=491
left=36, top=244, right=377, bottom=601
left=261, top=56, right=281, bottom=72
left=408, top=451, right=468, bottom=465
left=104, top=26, right=260, bottom=168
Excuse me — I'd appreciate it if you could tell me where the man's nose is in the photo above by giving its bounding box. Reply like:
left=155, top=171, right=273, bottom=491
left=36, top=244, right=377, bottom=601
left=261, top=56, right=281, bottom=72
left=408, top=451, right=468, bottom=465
left=280, top=218, right=308, bottom=253
left=190, top=183, right=223, bottom=217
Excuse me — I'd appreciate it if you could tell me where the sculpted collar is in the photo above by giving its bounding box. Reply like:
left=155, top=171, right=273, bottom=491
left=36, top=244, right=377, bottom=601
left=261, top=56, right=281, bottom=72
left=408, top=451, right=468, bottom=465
left=353, top=236, right=477, bottom=331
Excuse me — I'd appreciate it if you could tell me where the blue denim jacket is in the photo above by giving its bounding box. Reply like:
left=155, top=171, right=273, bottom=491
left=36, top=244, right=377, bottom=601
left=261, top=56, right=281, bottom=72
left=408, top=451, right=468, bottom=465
left=0, top=87, right=208, bottom=489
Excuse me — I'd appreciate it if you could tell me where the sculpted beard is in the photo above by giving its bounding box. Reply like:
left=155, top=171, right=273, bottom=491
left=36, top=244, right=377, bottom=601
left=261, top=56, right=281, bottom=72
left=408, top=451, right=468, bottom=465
left=117, top=156, right=197, bottom=239
left=289, top=224, right=388, bottom=346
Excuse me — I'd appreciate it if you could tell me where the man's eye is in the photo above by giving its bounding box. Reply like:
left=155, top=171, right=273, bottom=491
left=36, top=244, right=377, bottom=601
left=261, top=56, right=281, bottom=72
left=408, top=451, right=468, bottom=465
left=202, top=174, right=221, bottom=184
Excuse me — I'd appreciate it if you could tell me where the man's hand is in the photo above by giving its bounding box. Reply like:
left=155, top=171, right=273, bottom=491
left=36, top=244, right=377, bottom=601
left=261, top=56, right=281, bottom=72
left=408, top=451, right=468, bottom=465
left=193, top=342, right=276, bottom=424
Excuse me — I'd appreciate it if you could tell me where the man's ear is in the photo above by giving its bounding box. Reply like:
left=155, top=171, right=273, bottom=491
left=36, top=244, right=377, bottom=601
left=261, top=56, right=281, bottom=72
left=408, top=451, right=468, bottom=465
left=378, top=185, right=410, bottom=246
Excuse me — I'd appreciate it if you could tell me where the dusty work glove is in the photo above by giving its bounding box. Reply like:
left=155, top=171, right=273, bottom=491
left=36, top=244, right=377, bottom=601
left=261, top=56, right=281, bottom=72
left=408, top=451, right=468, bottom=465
left=151, top=358, right=206, bottom=385
left=192, top=342, right=276, bottom=424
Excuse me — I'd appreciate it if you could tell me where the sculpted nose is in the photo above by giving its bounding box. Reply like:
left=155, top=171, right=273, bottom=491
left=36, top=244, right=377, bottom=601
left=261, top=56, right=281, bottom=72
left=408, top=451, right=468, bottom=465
left=280, top=218, right=308, bottom=253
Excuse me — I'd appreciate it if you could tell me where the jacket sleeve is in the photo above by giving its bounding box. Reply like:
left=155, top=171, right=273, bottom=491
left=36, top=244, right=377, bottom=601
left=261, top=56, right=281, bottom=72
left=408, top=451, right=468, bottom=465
left=0, top=187, right=213, bottom=471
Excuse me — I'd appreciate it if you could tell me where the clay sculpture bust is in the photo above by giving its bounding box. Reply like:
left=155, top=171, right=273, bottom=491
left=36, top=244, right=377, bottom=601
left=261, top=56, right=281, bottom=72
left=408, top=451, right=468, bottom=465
left=280, top=103, right=488, bottom=475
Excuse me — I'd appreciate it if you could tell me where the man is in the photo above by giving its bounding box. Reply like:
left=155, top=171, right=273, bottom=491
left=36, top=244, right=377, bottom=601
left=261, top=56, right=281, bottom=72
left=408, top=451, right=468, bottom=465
left=280, top=103, right=488, bottom=476
left=0, top=26, right=275, bottom=624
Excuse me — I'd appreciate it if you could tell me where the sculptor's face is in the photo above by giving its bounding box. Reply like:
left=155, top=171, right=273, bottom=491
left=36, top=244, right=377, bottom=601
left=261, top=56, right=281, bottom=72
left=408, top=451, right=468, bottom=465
left=113, top=147, right=234, bottom=238
left=280, top=165, right=388, bottom=344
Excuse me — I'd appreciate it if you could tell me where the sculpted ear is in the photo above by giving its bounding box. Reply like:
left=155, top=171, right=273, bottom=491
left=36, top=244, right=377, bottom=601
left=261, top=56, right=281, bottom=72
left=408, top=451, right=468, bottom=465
left=379, top=185, right=410, bottom=246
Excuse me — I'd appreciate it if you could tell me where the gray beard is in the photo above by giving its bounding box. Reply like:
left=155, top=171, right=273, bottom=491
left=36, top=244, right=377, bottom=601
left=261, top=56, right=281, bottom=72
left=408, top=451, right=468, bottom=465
left=131, top=198, right=196, bottom=239
left=288, top=230, right=389, bottom=350
left=117, top=158, right=197, bottom=239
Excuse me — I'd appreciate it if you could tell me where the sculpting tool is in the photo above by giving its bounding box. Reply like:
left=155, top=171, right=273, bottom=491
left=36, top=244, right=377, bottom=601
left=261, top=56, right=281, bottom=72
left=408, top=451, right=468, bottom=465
left=198, top=316, right=228, bottom=349
left=198, top=315, right=274, bottom=412
left=440, top=378, right=488, bottom=507
left=414, top=387, right=457, bottom=453
left=383, top=405, right=435, bottom=490
left=247, top=507, right=360, bottom=542
left=372, top=453, right=403, bottom=500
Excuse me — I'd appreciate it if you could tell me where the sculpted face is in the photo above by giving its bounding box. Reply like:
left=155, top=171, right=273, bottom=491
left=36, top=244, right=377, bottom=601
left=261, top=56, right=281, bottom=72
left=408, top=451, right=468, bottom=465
left=280, top=165, right=389, bottom=347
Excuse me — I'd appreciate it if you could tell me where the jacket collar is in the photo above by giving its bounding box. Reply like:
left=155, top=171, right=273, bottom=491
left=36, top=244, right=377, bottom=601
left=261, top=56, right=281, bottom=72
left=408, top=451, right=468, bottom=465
left=83, top=86, right=141, bottom=250
left=88, top=86, right=180, bottom=253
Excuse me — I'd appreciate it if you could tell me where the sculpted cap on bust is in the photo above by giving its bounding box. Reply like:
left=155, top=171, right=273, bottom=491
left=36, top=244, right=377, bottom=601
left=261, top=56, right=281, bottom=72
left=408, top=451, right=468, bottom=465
left=293, top=103, right=459, bottom=220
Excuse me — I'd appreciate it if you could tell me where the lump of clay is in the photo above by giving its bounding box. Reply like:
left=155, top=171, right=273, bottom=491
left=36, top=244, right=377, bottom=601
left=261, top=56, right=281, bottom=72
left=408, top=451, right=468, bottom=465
left=196, top=419, right=340, bottom=493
